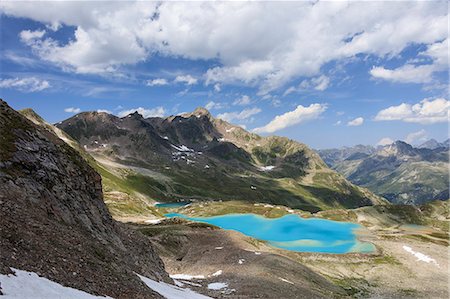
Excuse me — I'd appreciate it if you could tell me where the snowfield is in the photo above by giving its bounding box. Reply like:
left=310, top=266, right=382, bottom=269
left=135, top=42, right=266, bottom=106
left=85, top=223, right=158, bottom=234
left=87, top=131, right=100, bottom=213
left=0, top=268, right=112, bottom=299
left=402, top=245, right=440, bottom=267
left=138, top=274, right=212, bottom=299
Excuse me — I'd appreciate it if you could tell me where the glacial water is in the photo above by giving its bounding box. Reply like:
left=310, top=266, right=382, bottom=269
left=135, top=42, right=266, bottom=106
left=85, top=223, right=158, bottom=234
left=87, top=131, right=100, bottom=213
left=165, top=213, right=375, bottom=254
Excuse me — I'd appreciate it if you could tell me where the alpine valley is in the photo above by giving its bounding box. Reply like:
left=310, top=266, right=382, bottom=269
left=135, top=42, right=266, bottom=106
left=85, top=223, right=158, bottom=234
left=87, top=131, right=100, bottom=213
left=1, top=99, right=448, bottom=299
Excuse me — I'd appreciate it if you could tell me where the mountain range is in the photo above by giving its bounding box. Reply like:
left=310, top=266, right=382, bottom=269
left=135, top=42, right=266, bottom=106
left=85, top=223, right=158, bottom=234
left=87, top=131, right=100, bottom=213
left=317, top=141, right=449, bottom=204
left=52, top=107, right=385, bottom=216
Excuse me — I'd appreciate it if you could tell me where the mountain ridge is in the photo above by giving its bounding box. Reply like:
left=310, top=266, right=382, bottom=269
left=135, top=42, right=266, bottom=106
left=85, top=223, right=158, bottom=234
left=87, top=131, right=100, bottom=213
left=55, top=107, right=386, bottom=214
left=317, top=140, right=449, bottom=204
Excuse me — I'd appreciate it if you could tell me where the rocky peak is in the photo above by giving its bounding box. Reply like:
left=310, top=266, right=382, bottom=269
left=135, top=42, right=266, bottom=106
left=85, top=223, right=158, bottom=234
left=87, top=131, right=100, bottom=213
left=128, top=111, right=144, bottom=119
left=378, top=140, right=417, bottom=157
left=191, top=107, right=212, bottom=118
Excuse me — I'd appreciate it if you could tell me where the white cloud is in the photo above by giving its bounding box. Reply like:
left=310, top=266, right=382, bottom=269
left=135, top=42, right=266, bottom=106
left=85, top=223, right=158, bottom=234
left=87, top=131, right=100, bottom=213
left=217, top=107, right=261, bottom=123
left=146, top=78, right=168, bottom=86
left=233, top=95, right=252, bottom=106
left=334, top=120, right=342, bottom=126
left=370, top=64, right=435, bottom=84
left=299, top=75, right=330, bottom=91
left=370, top=39, right=448, bottom=84
left=283, top=86, right=296, bottom=97
left=64, top=107, right=81, bottom=113
left=376, top=137, right=394, bottom=146
left=19, top=29, right=45, bottom=42
left=213, top=83, right=221, bottom=92
left=404, top=129, right=427, bottom=144
left=174, top=75, right=197, bottom=85
left=253, top=103, right=327, bottom=134
left=205, top=101, right=226, bottom=110
left=375, top=98, right=449, bottom=124
left=1, top=1, right=446, bottom=92
left=96, top=109, right=111, bottom=114
left=347, top=117, right=364, bottom=126
left=0, top=77, right=50, bottom=92
left=118, top=107, right=165, bottom=118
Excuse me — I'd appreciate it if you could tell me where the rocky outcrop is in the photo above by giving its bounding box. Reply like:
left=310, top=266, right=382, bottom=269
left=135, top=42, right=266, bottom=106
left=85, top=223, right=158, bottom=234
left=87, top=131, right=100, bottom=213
left=0, top=99, right=168, bottom=298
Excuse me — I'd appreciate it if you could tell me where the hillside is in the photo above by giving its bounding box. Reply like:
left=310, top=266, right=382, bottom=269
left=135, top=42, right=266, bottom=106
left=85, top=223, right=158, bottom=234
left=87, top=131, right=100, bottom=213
left=317, top=141, right=449, bottom=204
left=56, top=107, right=385, bottom=213
left=0, top=99, right=169, bottom=298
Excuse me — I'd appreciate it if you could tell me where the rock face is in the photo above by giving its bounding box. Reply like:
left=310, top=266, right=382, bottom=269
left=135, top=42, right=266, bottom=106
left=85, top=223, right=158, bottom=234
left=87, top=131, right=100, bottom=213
left=0, top=99, right=168, bottom=298
left=317, top=141, right=449, bottom=204
left=56, top=107, right=385, bottom=212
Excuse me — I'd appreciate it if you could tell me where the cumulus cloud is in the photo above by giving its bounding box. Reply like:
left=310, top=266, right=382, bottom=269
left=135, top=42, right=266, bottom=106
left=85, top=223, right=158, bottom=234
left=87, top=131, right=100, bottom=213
left=1, top=1, right=446, bottom=92
left=347, top=117, right=364, bottom=126
left=174, top=75, right=197, bottom=85
left=217, top=107, right=262, bottom=123
left=205, top=101, right=226, bottom=110
left=64, top=107, right=81, bottom=113
left=146, top=78, right=168, bottom=86
left=253, top=103, right=327, bottom=134
left=404, top=129, right=427, bottom=144
left=233, top=95, right=252, bottom=106
left=376, top=137, right=394, bottom=146
left=374, top=98, right=449, bottom=124
left=370, top=39, right=448, bottom=84
left=0, top=77, right=50, bottom=92
left=118, top=107, right=165, bottom=118
left=370, top=64, right=435, bottom=84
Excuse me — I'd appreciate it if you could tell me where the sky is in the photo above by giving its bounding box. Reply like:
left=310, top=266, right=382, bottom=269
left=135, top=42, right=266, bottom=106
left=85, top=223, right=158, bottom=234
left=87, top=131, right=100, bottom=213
left=0, top=0, right=448, bottom=149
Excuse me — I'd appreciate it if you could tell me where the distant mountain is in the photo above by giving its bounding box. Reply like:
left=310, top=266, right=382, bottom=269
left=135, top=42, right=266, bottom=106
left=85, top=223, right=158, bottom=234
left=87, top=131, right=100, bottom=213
left=418, top=138, right=449, bottom=150
left=317, top=141, right=449, bottom=204
left=0, top=100, right=168, bottom=298
left=55, top=107, right=385, bottom=213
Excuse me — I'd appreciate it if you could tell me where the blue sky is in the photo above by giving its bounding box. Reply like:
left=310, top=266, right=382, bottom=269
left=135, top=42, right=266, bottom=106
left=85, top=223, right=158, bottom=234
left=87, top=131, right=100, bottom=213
left=0, top=1, right=448, bottom=149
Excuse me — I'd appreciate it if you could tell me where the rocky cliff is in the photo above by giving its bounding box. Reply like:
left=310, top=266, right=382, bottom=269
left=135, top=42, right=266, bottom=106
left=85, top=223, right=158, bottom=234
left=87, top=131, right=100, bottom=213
left=0, top=99, right=168, bottom=298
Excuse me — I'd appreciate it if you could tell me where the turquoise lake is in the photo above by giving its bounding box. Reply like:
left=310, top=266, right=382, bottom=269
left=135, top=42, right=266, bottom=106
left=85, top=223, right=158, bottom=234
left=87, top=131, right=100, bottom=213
left=165, top=213, right=375, bottom=254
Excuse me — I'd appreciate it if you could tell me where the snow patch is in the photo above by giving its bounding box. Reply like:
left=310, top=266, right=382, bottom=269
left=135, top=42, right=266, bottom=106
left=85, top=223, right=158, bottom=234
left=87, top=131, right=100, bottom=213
left=259, top=165, right=276, bottom=171
left=215, top=246, right=223, bottom=250
left=169, top=274, right=205, bottom=280
left=403, top=246, right=440, bottom=267
left=207, top=282, right=228, bottom=290
left=138, top=274, right=212, bottom=299
left=254, top=252, right=261, bottom=255
left=278, top=277, right=294, bottom=285
left=238, top=259, right=245, bottom=265
left=250, top=186, right=257, bottom=190
left=170, top=144, right=194, bottom=152
left=0, top=268, right=112, bottom=298
left=144, top=219, right=163, bottom=224
left=211, top=270, right=222, bottom=277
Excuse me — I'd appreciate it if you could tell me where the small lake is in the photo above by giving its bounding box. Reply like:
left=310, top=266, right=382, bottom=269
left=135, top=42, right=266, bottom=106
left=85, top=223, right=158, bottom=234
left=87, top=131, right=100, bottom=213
left=155, top=202, right=191, bottom=208
left=165, top=213, right=374, bottom=254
